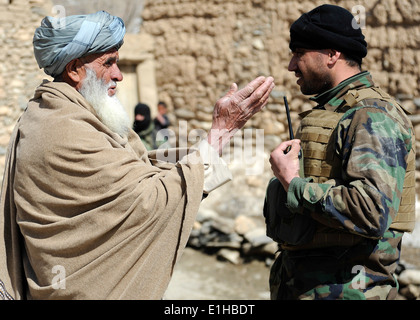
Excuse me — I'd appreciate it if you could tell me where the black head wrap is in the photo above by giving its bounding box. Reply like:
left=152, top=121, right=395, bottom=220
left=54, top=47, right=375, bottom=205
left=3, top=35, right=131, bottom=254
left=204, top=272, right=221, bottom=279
left=133, top=103, right=151, bottom=133
left=289, top=4, right=367, bottom=64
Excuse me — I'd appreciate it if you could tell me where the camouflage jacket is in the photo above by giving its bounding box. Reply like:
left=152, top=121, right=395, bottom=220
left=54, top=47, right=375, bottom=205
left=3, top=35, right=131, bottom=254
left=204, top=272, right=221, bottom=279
left=269, top=71, right=416, bottom=300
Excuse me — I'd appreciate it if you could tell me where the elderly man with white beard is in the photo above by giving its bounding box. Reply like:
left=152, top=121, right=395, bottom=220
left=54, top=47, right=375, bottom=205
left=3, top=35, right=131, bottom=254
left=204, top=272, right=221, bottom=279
left=0, top=11, right=274, bottom=300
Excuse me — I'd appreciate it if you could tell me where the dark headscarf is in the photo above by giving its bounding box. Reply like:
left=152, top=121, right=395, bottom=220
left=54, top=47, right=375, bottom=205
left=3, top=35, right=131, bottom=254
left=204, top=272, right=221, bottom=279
left=133, top=103, right=151, bottom=133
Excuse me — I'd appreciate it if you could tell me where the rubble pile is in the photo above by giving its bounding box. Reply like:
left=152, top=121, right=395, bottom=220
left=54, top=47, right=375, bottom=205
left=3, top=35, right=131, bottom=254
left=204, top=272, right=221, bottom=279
left=186, top=152, right=420, bottom=300
left=397, top=264, right=420, bottom=300
left=188, top=211, right=277, bottom=265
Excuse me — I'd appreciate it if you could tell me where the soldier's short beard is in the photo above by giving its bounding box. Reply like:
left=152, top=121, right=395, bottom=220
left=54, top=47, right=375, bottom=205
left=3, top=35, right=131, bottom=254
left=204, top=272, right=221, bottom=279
left=300, top=73, right=333, bottom=95
left=79, top=68, right=130, bottom=137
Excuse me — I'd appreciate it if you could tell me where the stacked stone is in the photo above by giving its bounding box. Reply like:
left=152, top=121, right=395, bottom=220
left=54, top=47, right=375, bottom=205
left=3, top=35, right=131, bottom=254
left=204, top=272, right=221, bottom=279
left=190, top=192, right=420, bottom=299
left=141, top=0, right=420, bottom=189
left=0, top=0, right=419, bottom=300
left=396, top=267, right=420, bottom=300
left=189, top=209, right=277, bottom=265
left=0, top=0, right=50, bottom=177
left=1, top=0, right=420, bottom=186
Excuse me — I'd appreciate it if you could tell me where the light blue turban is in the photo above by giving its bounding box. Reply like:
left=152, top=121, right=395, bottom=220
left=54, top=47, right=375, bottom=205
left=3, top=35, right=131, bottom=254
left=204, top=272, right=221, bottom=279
left=33, top=11, right=126, bottom=78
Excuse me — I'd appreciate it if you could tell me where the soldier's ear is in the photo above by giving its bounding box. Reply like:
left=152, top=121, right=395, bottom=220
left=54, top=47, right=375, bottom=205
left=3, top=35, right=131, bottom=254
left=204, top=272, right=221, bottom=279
left=327, top=49, right=340, bottom=66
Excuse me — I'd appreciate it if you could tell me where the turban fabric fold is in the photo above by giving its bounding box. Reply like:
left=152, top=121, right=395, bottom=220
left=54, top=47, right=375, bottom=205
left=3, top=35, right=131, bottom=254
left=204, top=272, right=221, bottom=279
left=33, top=11, right=125, bottom=78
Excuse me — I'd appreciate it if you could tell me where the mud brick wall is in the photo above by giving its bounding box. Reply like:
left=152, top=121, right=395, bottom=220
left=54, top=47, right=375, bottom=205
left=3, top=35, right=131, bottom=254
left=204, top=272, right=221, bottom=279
left=141, top=0, right=420, bottom=190
left=1, top=0, right=420, bottom=191
left=141, top=0, right=420, bottom=136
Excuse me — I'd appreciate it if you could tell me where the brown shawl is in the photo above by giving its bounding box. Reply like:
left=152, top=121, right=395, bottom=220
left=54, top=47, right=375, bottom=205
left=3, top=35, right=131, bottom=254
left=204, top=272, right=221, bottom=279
left=0, top=81, right=204, bottom=299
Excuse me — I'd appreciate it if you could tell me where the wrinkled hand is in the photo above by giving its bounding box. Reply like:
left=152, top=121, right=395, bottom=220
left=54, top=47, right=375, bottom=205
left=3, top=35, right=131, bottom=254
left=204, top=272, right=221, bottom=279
left=270, top=139, right=301, bottom=191
left=207, top=76, right=275, bottom=154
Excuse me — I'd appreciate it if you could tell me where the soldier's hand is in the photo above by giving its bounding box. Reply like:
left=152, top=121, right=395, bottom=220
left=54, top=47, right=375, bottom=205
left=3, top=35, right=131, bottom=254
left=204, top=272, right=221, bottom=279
left=270, top=139, right=301, bottom=191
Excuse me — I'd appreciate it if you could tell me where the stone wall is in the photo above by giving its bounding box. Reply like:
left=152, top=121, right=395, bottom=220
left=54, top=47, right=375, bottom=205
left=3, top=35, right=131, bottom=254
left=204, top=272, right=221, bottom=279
left=141, top=0, right=420, bottom=189
left=0, top=0, right=419, bottom=299
left=1, top=0, right=420, bottom=189
left=0, top=0, right=52, bottom=175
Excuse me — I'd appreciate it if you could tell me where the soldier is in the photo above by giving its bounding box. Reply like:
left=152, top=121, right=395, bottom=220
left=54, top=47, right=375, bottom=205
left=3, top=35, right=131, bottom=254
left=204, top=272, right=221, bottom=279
left=264, top=4, right=416, bottom=300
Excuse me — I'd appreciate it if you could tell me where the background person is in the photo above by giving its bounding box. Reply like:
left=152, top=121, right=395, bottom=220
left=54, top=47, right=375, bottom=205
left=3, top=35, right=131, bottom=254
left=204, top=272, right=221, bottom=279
left=133, top=102, right=158, bottom=150
left=154, top=101, right=171, bottom=132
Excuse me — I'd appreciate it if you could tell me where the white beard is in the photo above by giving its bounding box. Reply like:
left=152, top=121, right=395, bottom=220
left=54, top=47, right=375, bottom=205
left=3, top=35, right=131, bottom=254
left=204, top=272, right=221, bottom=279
left=79, top=68, right=130, bottom=137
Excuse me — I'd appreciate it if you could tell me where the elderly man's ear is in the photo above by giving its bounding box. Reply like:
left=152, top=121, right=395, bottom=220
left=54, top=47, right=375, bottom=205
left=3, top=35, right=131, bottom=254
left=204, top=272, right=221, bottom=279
left=63, top=59, right=86, bottom=89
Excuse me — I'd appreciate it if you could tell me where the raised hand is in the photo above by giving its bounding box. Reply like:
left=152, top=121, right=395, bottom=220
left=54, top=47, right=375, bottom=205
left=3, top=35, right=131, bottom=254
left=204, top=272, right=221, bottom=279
left=207, top=76, right=275, bottom=155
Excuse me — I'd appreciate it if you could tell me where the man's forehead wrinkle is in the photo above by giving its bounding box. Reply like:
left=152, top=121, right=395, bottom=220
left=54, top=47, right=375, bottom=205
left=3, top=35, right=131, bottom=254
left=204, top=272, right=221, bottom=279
left=86, top=51, right=119, bottom=66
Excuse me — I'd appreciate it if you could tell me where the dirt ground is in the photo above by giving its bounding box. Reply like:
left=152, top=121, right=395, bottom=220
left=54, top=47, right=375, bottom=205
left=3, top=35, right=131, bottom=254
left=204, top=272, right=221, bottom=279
left=164, top=245, right=420, bottom=300
left=164, top=247, right=271, bottom=300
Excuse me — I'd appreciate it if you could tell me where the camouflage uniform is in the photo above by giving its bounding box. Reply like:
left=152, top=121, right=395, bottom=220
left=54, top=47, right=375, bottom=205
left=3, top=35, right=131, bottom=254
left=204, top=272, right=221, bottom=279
left=266, top=71, right=416, bottom=300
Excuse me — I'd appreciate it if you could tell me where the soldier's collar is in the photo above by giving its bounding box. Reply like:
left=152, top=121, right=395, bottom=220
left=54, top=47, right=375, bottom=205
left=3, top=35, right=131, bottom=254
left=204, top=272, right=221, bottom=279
left=310, top=71, right=372, bottom=110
